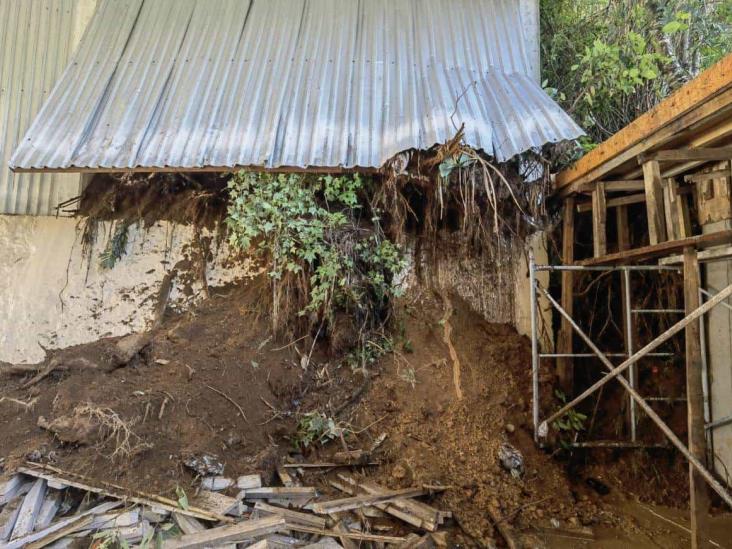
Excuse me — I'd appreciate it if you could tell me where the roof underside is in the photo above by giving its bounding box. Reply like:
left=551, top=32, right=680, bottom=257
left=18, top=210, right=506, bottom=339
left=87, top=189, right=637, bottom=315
left=10, top=0, right=583, bottom=173
left=555, top=54, right=732, bottom=195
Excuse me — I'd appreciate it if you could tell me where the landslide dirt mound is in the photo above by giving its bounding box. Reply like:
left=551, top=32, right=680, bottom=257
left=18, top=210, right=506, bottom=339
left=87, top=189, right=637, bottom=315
left=0, top=276, right=363, bottom=495
left=0, top=277, right=637, bottom=546
left=344, top=292, right=604, bottom=546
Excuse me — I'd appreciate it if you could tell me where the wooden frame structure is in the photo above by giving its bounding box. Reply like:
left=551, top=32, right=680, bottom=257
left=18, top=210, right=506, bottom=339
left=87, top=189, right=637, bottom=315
left=550, top=54, right=732, bottom=548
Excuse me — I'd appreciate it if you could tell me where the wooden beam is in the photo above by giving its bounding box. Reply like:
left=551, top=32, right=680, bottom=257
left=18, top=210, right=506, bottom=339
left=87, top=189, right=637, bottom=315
left=685, top=168, right=731, bottom=183
left=577, top=180, right=645, bottom=194
left=608, top=117, right=732, bottom=183
left=683, top=248, right=710, bottom=549
left=639, top=147, right=732, bottom=164
left=643, top=160, right=668, bottom=244
left=558, top=197, right=575, bottom=394
left=576, top=229, right=732, bottom=266
left=577, top=192, right=646, bottom=213
left=660, top=244, right=732, bottom=265
left=555, top=54, right=732, bottom=191
left=310, top=487, right=430, bottom=515
left=163, top=516, right=286, bottom=549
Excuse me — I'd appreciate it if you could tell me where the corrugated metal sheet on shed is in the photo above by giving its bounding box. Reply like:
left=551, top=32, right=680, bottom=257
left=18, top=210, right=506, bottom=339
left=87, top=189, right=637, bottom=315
left=11, top=0, right=583, bottom=173
left=0, top=0, right=92, bottom=215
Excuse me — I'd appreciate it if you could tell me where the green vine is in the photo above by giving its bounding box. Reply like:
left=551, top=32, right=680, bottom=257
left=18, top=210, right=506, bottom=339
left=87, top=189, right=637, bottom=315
left=226, top=172, right=405, bottom=343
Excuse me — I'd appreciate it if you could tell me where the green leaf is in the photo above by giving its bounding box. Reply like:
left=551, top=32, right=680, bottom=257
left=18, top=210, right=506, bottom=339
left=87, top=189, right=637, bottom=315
left=176, top=486, right=189, bottom=511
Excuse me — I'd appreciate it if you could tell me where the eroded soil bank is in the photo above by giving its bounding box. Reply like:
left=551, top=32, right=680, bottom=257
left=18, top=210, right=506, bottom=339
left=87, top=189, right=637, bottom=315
left=1, top=277, right=730, bottom=547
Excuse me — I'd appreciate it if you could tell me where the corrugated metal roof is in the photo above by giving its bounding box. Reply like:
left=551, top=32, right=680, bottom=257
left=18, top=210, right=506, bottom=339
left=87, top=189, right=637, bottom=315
left=0, top=0, right=84, bottom=215
left=11, top=0, right=584, bottom=172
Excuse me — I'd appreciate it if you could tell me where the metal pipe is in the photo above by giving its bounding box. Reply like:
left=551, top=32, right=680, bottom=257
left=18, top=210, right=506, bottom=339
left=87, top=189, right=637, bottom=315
left=540, top=282, right=732, bottom=429
left=623, top=269, right=637, bottom=442
left=539, top=353, right=673, bottom=358
left=706, top=414, right=732, bottom=431
left=632, top=309, right=685, bottom=314
left=529, top=250, right=539, bottom=443
left=700, top=287, right=732, bottom=314
left=699, top=289, right=711, bottom=427
left=539, top=286, right=732, bottom=508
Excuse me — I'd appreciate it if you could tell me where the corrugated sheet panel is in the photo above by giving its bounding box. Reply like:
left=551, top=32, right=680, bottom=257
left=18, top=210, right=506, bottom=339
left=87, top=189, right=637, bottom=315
left=11, top=0, right=584, bottom=172
left=0, top=0, right=83, bottom=215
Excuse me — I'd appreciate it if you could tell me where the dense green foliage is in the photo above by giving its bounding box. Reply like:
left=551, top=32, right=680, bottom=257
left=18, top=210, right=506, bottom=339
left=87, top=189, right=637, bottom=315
left=541, top=0, right=731, bottom=151
left=226, top=172, right=405, bottom=337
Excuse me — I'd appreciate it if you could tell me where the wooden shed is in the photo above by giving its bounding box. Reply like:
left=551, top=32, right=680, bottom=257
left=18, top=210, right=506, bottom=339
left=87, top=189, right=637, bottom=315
left=543, top=53, right=732, bottom=547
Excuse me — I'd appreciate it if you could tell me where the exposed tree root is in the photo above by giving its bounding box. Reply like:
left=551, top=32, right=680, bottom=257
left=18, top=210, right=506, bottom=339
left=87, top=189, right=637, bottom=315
left=439, top=291, right=463, bottom=400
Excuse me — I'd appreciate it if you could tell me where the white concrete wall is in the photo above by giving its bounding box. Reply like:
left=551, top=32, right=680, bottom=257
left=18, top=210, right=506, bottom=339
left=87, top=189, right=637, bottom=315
left=0, top=216, right=255, bottom=363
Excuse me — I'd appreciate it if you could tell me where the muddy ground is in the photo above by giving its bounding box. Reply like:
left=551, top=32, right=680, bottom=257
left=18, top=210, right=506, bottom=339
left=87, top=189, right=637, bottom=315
left=1, top=276, right=730, bottom=547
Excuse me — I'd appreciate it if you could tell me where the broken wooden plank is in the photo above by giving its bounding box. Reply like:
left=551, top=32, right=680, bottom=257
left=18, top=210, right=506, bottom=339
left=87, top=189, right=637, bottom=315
left=330, top=478, right=434, bottom=531
left=9, top=500, right=121, bottom=549
left=86, top=508, right=141, bottom=530
left=173, top=512, right=206, bottom=535
left=163, top=515, right=286, bottom=549
left=337, top=475, right=441, bottom=531
left=34, top=491, right=62, bottom=531
left=10, top=478, right=46, bottom=540
left=193, top=490, right=241, bottom=516
left=237, top=474, right=263, bottom=490
left=276, top=467, right=298, bottom=488
left=18, top=464, right=229, bottom=523
left=400, top=533, right=436, bottom=549
left=243, top=487, right=317, bottom=500
left=0, top=475, right=27, bottom=506
left=302, top=538, right=343, bottom=549
left=285, top=523, right=406, bottom=544
left=330, top=515, right=357, bottom=549
left=0, top=501, right=22, bottom=541
left=201, top=476, right=234, bottom=491
left=281, top=462, right=379, bottom=469
left=311, top=487, right=430, bottom=515
left=254, top=502, right=326, bottom=528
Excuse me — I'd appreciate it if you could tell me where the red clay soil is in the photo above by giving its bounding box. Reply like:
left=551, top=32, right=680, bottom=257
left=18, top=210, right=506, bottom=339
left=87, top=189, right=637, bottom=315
left=0, top=277, right=729, bottom=547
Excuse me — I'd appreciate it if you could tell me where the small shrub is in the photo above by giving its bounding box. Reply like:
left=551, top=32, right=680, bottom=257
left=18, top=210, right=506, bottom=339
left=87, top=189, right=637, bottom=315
left=293, top=411, right=345, bottom=449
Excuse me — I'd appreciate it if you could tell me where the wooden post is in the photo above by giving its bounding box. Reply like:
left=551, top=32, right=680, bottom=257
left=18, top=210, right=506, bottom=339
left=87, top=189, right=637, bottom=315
left=642, top=160, right=668, bottom=245
left=592, top=182, right=607, bottom=257
left=683, top=247, right=710, bottom=549
left=664, top=179, right=681, bottom=241
left=558, top=197, right=575, bottom=394
left=667, top=178, right=692, bottom=239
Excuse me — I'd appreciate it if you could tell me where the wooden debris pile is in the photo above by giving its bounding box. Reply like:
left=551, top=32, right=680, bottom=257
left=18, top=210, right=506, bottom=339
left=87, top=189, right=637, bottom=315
left=0, top=462, right=451, bottom=548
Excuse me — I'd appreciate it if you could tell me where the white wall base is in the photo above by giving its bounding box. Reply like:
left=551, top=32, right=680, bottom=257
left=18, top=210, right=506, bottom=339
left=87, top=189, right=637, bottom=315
left=0, top=215, right=256, bottom=363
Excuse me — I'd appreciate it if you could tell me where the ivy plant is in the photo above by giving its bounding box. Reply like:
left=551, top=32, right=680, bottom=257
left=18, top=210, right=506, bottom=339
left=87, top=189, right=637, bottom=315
left=226, top=172, right=405, bottom=332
